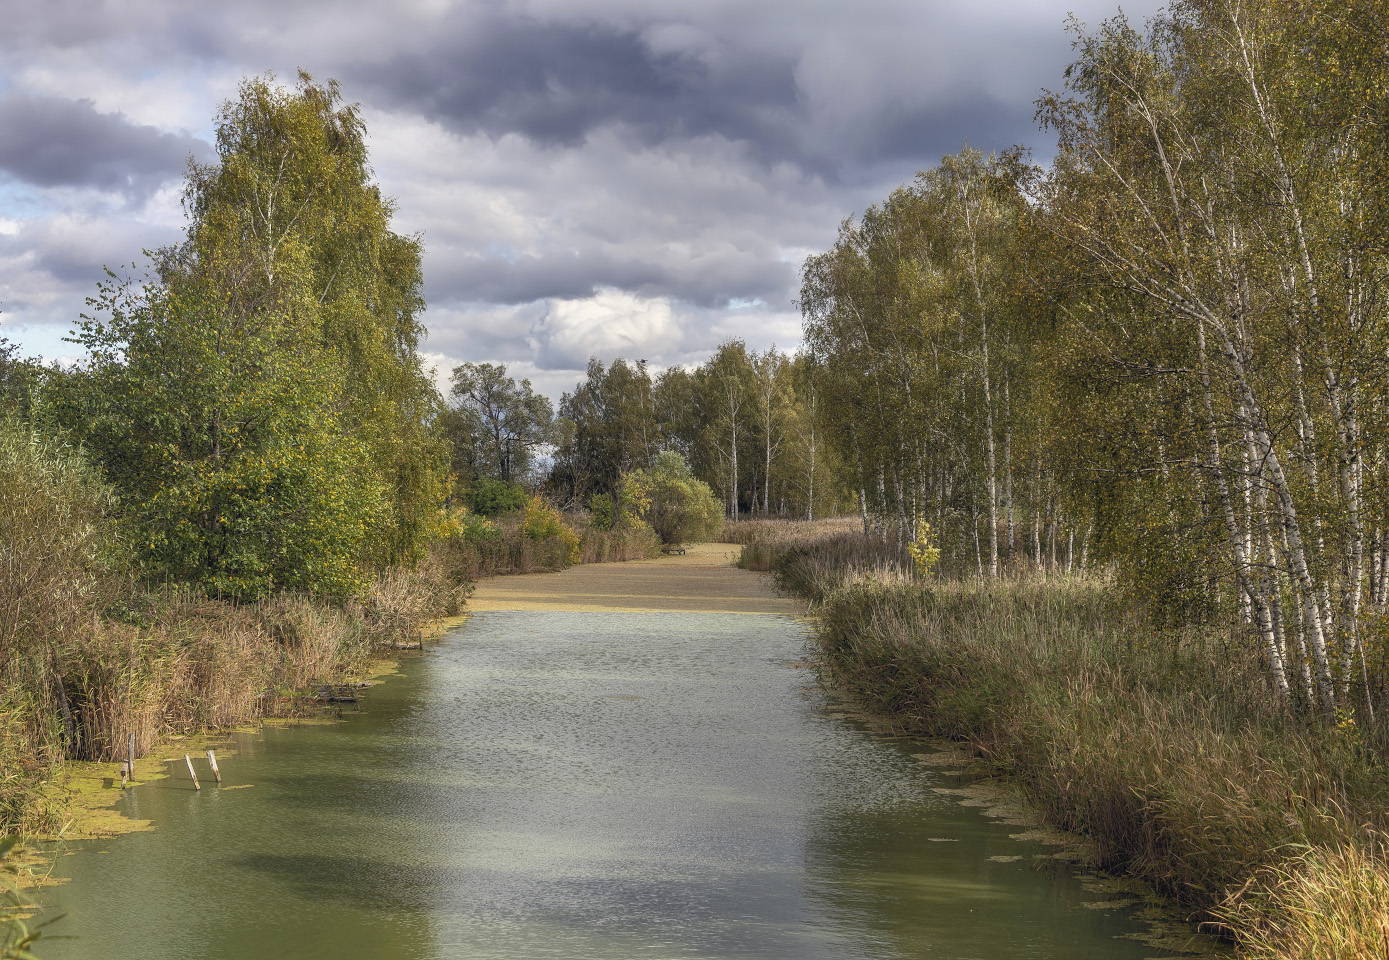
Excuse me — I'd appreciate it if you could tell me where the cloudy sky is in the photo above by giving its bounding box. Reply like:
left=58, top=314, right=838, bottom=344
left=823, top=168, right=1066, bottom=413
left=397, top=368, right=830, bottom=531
left=0, top=0, right=1162, bottom=400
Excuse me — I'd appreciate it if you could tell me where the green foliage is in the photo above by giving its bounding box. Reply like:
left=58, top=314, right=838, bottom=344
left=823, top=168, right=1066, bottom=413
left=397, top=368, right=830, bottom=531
left=0, top=417, right=121, bottom=661
left=448, top=509, right=500, bottom=545
left=0, top=336, right=39, bottom=419
left=521, top=496, right=581, bottom=564
left=621, top=451, right=724, bottom=545
left=467, top=479, right=527, bottom=517
left=52, top=72, right=444, bottom=598
left=184, top=72, right=445, bottom=565
left=553, top=357, right=655, bottom=502
left=587, top=493, right=616, bottom=530
left=906, top=519, right=940, bottom=578
left=58, top=260, right=382, bottom=599
left=449, top=362, right=552, bottom=486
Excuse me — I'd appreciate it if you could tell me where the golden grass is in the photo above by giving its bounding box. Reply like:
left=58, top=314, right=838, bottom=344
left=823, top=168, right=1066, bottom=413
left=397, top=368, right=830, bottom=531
left=1218, top=842, right=1389, bottom=959
left=717, top=515, right=860, bottom=546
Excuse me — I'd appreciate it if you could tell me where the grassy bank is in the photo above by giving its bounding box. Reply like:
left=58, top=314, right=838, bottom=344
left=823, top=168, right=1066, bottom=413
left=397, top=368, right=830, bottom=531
left=740, top=520, right=1389, bottom=959
left=0, top=500, right=658, bottom=839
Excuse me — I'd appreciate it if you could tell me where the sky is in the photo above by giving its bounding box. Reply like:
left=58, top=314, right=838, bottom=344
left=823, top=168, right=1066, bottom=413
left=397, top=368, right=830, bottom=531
left=0, top=0, right=1164, bottom=401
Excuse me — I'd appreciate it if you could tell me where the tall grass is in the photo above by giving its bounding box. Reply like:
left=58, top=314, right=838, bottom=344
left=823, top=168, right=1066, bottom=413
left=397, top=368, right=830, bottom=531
left=1217, top=842, right=1389, bottom=959
left=578, top=523, right=663, bottom=564
left=718, top=515, right=860, bottom=547
left=0, top=433, right=660, bottom=836
left=747, top=524, right=1389, bottom=960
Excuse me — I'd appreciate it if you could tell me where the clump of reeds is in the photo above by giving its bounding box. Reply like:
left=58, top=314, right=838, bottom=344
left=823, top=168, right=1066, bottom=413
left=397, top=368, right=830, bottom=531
left=578, top=523, right=662, bottom=564
left=718, top=515, right=859, bottom=547
left=1217, top=842, right=1389, bottom=959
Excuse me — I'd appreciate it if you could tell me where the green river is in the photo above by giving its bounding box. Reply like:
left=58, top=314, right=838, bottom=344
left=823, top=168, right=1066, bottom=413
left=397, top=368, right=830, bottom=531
left=35, top=612, right=1210, bottom=959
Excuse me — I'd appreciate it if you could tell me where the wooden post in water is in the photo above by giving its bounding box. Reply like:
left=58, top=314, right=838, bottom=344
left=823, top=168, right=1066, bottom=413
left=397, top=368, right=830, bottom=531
left=206, top=749, right=221, bottom=784
left=127, top=733, right=136, bottom=783
left=185, top=754, right=200, bottom=791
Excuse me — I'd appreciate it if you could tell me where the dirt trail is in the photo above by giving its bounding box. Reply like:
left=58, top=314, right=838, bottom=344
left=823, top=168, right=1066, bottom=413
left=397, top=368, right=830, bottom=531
left=465, top=542, right=806, bottom=615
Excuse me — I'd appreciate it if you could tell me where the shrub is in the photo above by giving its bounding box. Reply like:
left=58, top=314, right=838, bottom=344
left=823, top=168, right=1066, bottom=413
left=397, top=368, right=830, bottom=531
left=588, top=493, right=616, bottom=530
left=522, top=497, right=580, bottom=564
left=621, top=451, right=723, bottom=545
left=468, top=479, right=527, bottom=517
left=0, top=418, right=122, bottom=664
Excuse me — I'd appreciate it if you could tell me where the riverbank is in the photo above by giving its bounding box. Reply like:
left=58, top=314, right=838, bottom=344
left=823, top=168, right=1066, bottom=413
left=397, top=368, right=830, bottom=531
left=0, top=518, right=661, bottom=842
left=743, top=528, right=1389, bottom=960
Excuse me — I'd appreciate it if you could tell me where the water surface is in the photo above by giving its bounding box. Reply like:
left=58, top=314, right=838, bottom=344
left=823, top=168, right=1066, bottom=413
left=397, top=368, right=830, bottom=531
left=38, top=612, right=1189, bottom=959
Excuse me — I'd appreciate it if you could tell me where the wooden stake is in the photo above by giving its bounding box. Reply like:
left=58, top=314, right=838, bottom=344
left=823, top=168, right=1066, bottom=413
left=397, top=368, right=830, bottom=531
left=127, top=733, right=136, bottom=782
left=184, top=754, right=200, bottom=790
left=206, top=749, right=221, bottom=784
left=120, top=761, right=129, bottom=788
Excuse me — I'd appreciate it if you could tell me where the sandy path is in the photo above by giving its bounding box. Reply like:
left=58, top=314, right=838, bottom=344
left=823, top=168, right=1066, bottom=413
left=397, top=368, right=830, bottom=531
left=465, top=542, right=806, bottom=615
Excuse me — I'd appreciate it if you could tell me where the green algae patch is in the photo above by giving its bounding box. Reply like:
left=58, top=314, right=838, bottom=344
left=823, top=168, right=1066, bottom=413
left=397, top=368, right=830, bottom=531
left=48, top=732, right=240, bottom=843
left=40, top=641, right=415, bottom=846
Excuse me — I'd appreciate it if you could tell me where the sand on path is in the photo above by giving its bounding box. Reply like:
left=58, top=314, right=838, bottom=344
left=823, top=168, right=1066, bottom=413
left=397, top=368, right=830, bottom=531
left=465, top=542, right=806, bottom=615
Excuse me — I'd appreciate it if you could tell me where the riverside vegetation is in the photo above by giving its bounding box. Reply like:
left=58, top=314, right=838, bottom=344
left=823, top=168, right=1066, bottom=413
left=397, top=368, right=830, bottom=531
left=0, top=71, right=667, bottom=886
left=733, top=519, right=1389, bottom=960
left=7, top=1, right=1389, bottom=957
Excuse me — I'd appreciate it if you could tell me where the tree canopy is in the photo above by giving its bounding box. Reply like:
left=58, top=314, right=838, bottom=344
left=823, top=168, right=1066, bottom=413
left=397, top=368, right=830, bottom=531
left=53, top=72, right=445, bottom=598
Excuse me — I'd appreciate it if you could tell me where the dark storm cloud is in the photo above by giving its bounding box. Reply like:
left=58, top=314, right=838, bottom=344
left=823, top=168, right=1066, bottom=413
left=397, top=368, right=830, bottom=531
left=351, top=10, right=1065, bottom=184
left=852, top=91, right=1035, bottom=170
left=354, top=15, right=819, bottom=170
left=0, top=92, right=209, bottom=199
left=0, top=93, right=208, bottom=200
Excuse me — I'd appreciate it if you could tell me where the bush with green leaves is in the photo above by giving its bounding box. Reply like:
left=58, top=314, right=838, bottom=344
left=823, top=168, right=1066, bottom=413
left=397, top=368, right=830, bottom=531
left=621, top=451, right=723, bottom=546
left=587, top=493, right=616, bottom=530
left=467, top=480, right=527, bottom=517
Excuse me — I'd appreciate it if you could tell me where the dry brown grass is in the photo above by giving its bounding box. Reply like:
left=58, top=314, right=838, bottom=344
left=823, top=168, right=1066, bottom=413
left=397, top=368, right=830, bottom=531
left=751, top=531, right=1389, bottom=957
left=578, top=523, right=663, bottom=564
left=717, top=515, right=860, bottom=547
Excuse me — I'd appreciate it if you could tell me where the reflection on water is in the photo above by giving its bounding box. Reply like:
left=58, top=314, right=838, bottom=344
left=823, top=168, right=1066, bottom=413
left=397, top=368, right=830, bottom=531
left=37, top=612, right=1185, bottom=959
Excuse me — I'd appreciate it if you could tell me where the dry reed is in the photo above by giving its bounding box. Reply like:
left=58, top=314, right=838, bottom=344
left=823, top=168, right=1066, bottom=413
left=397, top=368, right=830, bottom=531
left=747, top=527, right=1389, bottom=959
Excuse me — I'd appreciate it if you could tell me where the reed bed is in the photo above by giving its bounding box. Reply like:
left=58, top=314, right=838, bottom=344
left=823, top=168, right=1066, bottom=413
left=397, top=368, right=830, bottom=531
left=747, top=525, right=1389, bottom=960
left=578, top=523, right=663, bottom=564
left=718, top=515, right=860, bottom=547
left=0, top=486, right=660, bottom=836
left=0, top=551, right=465, bottom=834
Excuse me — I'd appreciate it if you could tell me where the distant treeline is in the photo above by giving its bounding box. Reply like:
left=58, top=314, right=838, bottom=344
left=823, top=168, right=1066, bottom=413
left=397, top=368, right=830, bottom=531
left=439, top=347, right=851, bottom=525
